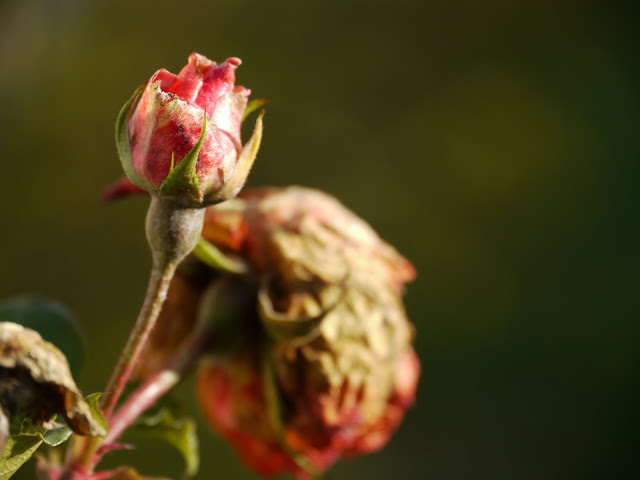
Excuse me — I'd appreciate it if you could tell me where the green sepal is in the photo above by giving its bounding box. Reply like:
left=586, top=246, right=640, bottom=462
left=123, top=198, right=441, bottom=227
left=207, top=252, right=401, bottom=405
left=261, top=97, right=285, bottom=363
left=84, top=393, right=108, bottom=437
left=242, top=98, right=268, bottom=122
left=192, top=237, right=249, bottom=275
left=158, top=113, right=207, bottom=202
left=204, top=111, right=263, bottom=204
left=115, top=84, right=151, bottom=191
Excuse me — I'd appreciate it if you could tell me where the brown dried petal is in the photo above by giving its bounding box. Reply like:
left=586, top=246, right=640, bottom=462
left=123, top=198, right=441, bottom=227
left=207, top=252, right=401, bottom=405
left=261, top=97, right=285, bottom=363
left=0, top=322, right=106, bottom=438
left=273, top=282, right=417, bottom=453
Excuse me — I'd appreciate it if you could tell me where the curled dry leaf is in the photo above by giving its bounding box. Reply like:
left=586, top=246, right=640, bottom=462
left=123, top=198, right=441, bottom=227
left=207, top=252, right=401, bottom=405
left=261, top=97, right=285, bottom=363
left=0, top=322, right=107, bottom=447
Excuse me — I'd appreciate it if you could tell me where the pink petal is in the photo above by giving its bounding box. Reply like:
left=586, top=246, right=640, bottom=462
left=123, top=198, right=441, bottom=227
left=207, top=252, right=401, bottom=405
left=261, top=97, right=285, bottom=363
left=195, top=57, right=241, bottom=111
left=166, top=53, right=210, bottom=103
left=149, top=68, right=177, bottom=91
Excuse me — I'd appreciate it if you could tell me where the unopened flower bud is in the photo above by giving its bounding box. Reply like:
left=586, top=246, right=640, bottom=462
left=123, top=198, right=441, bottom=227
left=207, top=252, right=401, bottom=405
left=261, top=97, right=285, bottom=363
left=116, top=53, right=263, bottom=207
left=0, top=322, right=106, bottom=449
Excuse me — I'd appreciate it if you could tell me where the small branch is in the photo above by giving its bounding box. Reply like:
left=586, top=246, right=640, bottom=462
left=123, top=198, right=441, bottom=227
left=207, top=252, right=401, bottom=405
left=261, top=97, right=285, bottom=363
left=104, top=328, right=213, bottom=445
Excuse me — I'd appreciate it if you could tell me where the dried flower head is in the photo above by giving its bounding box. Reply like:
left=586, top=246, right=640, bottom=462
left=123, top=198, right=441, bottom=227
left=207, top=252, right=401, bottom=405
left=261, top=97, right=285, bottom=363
left=196, top=187, right=420, bottom=478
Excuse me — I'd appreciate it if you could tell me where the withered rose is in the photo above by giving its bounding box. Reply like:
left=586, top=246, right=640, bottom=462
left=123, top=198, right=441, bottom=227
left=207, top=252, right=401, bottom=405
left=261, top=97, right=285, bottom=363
left=196, top=187, right=420, bottom=478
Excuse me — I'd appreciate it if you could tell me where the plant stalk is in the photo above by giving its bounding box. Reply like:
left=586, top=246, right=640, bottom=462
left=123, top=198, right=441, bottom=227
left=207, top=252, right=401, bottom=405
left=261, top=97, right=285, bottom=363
left=60, top=196, right=205, bottom=478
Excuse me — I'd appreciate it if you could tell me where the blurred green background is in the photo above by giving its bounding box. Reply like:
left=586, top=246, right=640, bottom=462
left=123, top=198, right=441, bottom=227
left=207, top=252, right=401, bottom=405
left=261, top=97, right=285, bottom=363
left=1, top=0, right=639, bottom=478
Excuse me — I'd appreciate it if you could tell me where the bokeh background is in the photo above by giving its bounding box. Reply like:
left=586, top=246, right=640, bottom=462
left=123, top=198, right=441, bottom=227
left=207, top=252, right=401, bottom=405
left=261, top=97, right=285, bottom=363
left=1, top=0, right=639, bottom=478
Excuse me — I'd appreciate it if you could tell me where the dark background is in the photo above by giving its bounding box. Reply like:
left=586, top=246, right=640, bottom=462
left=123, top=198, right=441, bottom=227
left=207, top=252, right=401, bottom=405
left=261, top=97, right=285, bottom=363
left=1, top=0, right=639, bottom=478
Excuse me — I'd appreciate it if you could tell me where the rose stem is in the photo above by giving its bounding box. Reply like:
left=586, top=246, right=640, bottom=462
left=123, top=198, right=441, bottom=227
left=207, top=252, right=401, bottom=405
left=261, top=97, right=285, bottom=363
left=65, top=197, right=205, bottom=476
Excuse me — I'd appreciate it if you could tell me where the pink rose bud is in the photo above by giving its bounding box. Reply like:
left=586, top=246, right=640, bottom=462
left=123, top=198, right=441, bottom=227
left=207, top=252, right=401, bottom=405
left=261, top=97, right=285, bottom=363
left=116, top=53, right=263, bottom=206
left=196, top=187, right=420, bottom=478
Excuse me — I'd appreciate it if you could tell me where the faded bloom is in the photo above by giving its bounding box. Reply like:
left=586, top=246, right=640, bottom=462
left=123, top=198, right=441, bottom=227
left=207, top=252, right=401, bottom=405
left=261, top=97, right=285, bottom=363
left=0, top=322, right=106, bottom=449
left=195, top=187, right=420, bottom=478
left=115, top=52, right=263, bottom=206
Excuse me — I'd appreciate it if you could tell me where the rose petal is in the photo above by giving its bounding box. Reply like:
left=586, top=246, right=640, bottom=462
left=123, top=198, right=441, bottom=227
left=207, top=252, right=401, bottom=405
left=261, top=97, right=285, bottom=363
left=195, top=58, right=241, bottom=111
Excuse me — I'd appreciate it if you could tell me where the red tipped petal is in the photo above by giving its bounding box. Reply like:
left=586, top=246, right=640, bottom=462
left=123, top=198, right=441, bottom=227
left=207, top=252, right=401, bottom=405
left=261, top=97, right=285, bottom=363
left=166, top=54, right=209, bottom=103
left=149, top=68, right=177, bottom=91
left=195, top=58, right=241, bottom=111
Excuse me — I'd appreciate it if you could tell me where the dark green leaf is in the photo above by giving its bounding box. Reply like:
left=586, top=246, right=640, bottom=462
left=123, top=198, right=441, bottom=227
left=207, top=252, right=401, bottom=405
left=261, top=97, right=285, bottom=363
left=127, top=408, right=199, bottom=478
left=0, top=434, right=43, bottom=480
left=0, top=297, right=85, bottom=376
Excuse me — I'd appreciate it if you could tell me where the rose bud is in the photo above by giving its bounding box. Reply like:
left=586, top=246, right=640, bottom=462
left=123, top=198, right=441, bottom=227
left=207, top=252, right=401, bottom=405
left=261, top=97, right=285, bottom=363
left=195, top=187, right=419, bottom=478
left=0, top=322, right=106, bottom=449
left=116, top=52, right=263, bottom=207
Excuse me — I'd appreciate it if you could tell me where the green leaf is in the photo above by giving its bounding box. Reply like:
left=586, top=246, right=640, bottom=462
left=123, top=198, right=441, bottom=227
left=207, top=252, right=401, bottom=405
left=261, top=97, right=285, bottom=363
left=84, top=393, right=108, bottom=436
left=0, top=297, right=85, bottom=377
left=192, top=237, right=249, bottom=275
left=242, top=98, right=268, bottom=122
left=0, top=434, right=43, bottom=480
left=158, top=113, right=206, bottom=202
left=126, top=408, right=199, bottom=478
left=42, top=425, right=72, bottom=447
left=14, top=417, right=71, bottom=447
left=17, top=419, right=44, bottom=437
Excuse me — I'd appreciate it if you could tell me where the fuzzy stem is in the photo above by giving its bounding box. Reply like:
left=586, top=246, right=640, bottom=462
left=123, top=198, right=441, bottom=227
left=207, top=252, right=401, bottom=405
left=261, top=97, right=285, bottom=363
left=101, top=262, right=175, bottom=419
left=61, top=197, right=205, bottom=478
left=103, top=196, right=205, bottom=418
